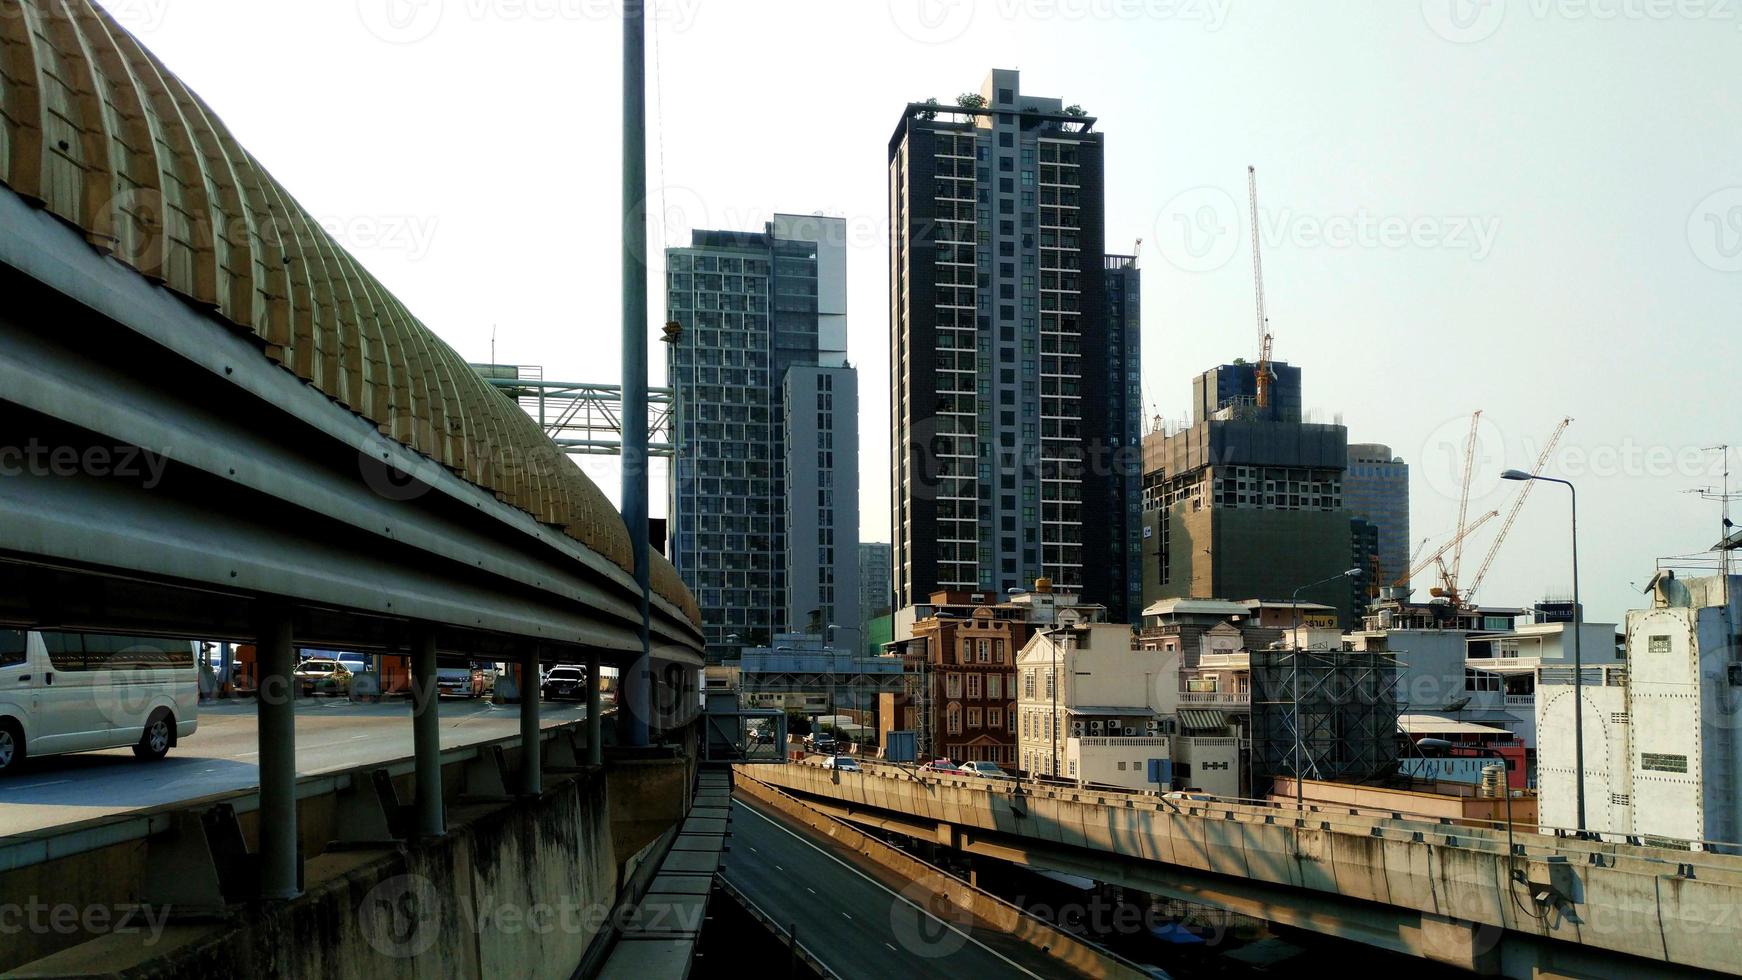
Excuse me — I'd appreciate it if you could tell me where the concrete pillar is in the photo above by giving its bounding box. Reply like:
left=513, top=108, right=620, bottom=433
left=586, top=648, right=603, bottom=766
left=255, top=607, right=299, bottom=899
left=520, top=644, right=542, bottom=796
left=411, top=624, right=444, bottom=837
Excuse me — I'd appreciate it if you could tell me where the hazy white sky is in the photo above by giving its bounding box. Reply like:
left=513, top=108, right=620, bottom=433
left=103, top=0, right=1740, bottom=623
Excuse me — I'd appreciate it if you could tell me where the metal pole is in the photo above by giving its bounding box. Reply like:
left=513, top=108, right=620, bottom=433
left=411, top=624, right=444, bottom=838
left=1291, top=590, right=1302, bottom=813
left=520, top=644, right=542, bottom=795
left=256, top=607, right=299, bottom=899
left=619, top=0, right=653, bottom=748
left=587, top=649, right=604, bottom=766
left=1567, top=479, right=1585, bottom=832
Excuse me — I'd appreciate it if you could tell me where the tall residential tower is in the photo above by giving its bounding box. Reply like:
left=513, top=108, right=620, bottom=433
left=666, top=214, right=860, bottom=662
left=888, top=69, right=1139, bottom=633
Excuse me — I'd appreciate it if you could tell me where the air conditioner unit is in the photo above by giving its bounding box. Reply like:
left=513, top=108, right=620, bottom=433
left=1145, top=720, right=1160, bottom=733
left=1124, top=727, right=1137, bottom=736
left=1070, top=721, right=1084, bottom=736
left=1090, top=720, right=1104, bottom=734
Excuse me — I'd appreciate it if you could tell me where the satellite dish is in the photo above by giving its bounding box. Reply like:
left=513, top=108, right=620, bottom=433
left=1442, top=696, right=1472, bottom=713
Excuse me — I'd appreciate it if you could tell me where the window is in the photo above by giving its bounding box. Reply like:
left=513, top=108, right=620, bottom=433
left=41, top=632, right=195, bottom=671
left=1024, top=669, right=1037, bottom=699
left=0, top=630, right=24, bottom=668
left=1009, top=710, right=1016, bottom=732
left=968, top=707, right=982, bottom=727
left=946, top=672, right=962, bottom=699
left=967, top=673, right=982, bottom=699
left=977, top=639, right=991, bottom=663
left=989, top=707, right=1002, bottom=728
left=947, top=703, right=962, bottom=734
left=1044, top=668, right=1055, bottom=699
left=988, top=674, right=1003, bottom=700
left=994, top=639, right=1005, bottom=663
left=1641, top=752, right=1688, bottom=773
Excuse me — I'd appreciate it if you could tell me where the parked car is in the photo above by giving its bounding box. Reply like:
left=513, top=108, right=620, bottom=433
left=294, top=658, right=352, bottom=697
left=435, top=664, right=488, bottom=698
left=541, top=665, right=587, bottom=701
left=804, top=733, right=838, bottom=753
left=822, top=755, right=860, bottom=772
left=0, top=630, right=199, bottom=774
left=919, top=758, right=962, bottom=774
left=961, top=761, right=1012, bottom=779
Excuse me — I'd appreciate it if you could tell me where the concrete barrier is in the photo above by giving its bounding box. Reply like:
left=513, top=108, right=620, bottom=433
left=735, top=771, right=1148, bottom=980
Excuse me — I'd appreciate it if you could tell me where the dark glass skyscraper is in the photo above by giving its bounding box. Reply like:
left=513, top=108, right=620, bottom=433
left=888, top=69, right=1139, bottom=630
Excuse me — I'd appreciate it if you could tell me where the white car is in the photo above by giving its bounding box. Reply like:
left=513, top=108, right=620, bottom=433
left=961, top=761, right=1012, bottom=779
left=822, top=755, right=860, bottom=772
left=0, top=629, right=199, bottom=774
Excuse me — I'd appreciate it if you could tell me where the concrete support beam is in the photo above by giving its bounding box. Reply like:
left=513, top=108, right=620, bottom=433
left=411, top=624, right=444, bottom=838
left=255, top=607, right=299, bottom=899
left=587, top=649, right=604, bottom=766
left=520, top=644, right=542, bottom=796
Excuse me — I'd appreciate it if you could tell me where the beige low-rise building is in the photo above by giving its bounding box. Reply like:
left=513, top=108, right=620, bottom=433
left=1015, top=623, right=1180, bottom=790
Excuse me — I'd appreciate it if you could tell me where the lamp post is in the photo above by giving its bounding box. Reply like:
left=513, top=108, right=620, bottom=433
left=1288, top=568, right=1361, bottom=812
left=1502, top=469, right=1585, bottom=831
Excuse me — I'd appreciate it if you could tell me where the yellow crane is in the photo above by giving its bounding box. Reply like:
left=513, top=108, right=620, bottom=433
left=1393, top=510, right=1500, bottom=593
left=1464, top=417, right=1573, bottom=604
left=1248, top=166, right=1275, bottom=411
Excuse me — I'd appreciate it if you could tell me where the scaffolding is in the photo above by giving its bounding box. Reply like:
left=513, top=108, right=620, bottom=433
left=1250, top=648, right=1401, bottom=791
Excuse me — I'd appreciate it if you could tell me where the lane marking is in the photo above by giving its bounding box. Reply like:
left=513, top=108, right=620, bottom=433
left=11, top=779, right=70, bottom=790
left=736, top=802, right=1044, bottom=978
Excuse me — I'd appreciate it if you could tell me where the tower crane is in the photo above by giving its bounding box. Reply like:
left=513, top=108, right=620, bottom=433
left=1448, top=410, right=1483, bottom=587
left=1464, top=417, right=1573, bottom=604
left=1393, top=510, right=1500, bottom=594
left=1248, top=166, right=1275, bottom=412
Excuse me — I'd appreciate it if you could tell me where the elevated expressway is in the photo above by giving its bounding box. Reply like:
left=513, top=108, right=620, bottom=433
left=739, top=762, right=1742, bottom=979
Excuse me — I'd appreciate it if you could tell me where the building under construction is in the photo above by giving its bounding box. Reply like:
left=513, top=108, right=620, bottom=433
left=1250, top=646, right=1401, bottom=791
left=1141, top=362, right=1375, bottom=626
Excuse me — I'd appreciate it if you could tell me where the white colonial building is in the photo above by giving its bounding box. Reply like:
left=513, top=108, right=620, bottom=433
left=1015, top=623, right=1180, bottom=791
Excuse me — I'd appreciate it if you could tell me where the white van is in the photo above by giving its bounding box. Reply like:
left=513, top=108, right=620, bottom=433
left=0, top=629, right=199, bottom=774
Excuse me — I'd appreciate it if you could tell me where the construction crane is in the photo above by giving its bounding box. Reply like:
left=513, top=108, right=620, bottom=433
left=1448, top=410, right=1484, bottom=587
left=1464, top=417, right=1573, bottom=604
left=1248, top=166, right=1275, bottom=411
left=1132, top=236, right=1143, bottom=268
left=1393, top=510, right=1500, bottom=593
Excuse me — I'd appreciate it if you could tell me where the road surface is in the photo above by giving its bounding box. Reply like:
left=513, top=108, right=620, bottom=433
left=725, top=796, right=1092, bottom=980
left=0, top=696, right=587, bottom=836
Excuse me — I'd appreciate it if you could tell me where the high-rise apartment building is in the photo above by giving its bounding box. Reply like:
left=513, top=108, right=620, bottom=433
left=666, top=214, right=859, bottom=662
left=889, top=69, right=1138, bottom=632
left=858, top=542, right=893, bottom=626
left=1345, top=443, right=1411, bottom=588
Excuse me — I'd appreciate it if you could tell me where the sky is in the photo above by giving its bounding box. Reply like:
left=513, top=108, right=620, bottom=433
left=100, top=0, right=1740, bottom=625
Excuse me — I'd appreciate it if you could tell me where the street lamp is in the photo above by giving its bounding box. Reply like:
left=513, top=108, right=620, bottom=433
left=1287, top=568, right=1361, bottom=812
left=1502, top=468, right=1585, bottom=832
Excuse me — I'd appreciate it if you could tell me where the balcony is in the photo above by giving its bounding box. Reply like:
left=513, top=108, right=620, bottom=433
left=1179, top=690, right=1250, bottom=706
left=1075, top=736, right=1170, bottom=748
